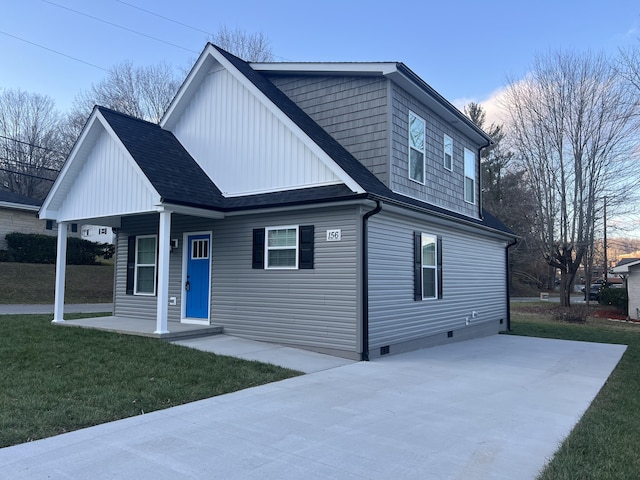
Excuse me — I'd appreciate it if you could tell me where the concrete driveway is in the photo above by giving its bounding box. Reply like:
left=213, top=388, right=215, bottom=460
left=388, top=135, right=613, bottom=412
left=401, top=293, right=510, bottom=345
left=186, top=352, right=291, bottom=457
left=0, top=334, right=625, bottom=479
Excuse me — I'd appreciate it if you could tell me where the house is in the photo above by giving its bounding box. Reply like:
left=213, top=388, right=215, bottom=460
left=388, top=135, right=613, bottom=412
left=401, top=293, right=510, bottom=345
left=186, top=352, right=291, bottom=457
left=81, top=225, right=116, bottom=244
left=612, top=258, right=640, bottom=320
left=40, top=43, right=515, bottom=360
left=0, top=190, right=79, bottom=251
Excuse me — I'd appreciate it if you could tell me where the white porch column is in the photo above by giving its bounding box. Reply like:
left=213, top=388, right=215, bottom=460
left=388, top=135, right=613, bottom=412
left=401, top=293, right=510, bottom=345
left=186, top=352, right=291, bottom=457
left=155, top=210, right=171, bottom=334
left=52, top=222, right=68, bottom=323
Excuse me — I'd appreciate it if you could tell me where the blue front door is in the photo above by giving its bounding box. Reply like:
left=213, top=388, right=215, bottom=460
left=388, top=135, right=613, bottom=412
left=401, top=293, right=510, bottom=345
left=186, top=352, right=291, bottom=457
left=186, top=234, right=210, bottom=319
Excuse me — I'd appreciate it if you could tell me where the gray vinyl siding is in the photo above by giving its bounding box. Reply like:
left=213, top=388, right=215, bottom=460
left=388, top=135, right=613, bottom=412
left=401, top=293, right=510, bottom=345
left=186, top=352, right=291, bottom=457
left=268, top=75, right=390, bottom=186
left=113, top=206, right=361, bottom=355
left=390, top=84, right=481, bottom=218
left=211, top=205, right=360, bottom=354
left=367, top=210, right=507, bottom=349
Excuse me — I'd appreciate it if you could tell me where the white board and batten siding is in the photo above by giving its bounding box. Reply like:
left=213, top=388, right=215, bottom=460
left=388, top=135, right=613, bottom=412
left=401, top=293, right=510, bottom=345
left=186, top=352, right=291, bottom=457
left=54, top=130, right=160, bottom=223
left=367, top=211, right=508, bottom=350
left=170, top=66, right=343, bottom=197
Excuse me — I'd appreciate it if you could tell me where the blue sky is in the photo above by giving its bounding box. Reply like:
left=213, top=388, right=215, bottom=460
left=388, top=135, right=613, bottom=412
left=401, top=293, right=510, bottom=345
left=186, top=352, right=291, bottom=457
left=2, top=0, right=639, bottom=113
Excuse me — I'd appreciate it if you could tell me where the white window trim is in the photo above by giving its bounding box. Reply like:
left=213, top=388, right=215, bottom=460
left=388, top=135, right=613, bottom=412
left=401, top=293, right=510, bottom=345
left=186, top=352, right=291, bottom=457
left=421, top=232, right=438, bottom=300
left=464, top=148, right=476, bottom=205
left=408, top=111, right=426, bottom=185
left=134, top=234, right=157, bottom=296
left=265, top=225, right=299, bottom=270
left=443, top=134, right=453, bottom=171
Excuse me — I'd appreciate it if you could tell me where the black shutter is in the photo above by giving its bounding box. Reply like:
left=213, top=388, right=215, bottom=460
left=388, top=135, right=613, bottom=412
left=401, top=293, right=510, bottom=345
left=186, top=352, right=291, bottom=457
left=252, top=228, right=265, bottom=269
left=414, top=231, right=422, bottom=301
left=437, top=235, right=443, bottom=299
left=71, top=223, right=78, bottom=233
left=46, top=220, right=53, bottom=230
left=299, top=225, right=314, bottom=269
left=126, top=235, right=136, bottom=295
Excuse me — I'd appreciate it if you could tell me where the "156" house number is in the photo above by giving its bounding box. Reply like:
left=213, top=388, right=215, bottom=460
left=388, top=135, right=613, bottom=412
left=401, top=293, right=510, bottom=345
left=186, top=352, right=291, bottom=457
left=326, top=229, right=342, bottom=241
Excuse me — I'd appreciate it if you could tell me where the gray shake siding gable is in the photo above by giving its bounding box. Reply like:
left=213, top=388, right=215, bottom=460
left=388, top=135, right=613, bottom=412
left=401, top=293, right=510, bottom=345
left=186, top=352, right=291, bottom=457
left=390, top=84, right=481, bottom=218
left=115, top=205, right=362, bottom=357
left=267, top=75, right=390, bottom=186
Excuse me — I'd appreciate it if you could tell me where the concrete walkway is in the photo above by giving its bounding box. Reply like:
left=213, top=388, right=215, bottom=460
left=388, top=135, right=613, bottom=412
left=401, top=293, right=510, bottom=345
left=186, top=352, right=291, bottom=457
left=0, top=334, right=626, bottom=480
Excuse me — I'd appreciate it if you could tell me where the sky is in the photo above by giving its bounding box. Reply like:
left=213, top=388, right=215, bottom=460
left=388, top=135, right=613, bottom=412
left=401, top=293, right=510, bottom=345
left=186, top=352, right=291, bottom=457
left=2, top=0, right=639, bottom=113
left=1, top=0, right=640, bottom=238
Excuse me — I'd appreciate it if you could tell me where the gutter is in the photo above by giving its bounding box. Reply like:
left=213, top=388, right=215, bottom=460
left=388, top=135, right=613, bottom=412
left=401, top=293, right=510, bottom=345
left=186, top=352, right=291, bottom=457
left=506, top=237, right=518, bottom=331
left=361, top=200, right=382, bottom=361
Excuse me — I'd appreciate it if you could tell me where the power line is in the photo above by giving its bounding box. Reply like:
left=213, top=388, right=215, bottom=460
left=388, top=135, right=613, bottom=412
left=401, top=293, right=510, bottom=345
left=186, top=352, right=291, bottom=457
left=0, top=30, right=108, bottom=71
left=112, top=0, right=213, bottom=36
left=0, top=156, right=61, bottom=173
left=0, top=167, right=55, bottom=182
left=41, top=0, right=199, bottom=54
left=0, top=134, right=68, bottom=156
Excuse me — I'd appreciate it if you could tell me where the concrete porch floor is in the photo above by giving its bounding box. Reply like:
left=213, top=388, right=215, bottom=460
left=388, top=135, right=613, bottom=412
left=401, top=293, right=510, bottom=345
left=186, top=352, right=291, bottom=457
left=55, top=316, right=223, bottom=341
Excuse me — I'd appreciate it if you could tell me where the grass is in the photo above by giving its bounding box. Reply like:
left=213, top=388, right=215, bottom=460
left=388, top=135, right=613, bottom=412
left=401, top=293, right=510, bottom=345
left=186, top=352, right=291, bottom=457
left=0, top=262, right=114, bottom=304
left=509, top=303, right=640, bottom=480
left=0, top=313, right=301, bottom=448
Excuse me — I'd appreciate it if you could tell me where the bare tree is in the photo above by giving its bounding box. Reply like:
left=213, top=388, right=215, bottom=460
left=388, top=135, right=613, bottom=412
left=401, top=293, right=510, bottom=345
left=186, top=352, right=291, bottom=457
left=210, top=26, right=274, bottom=62
left=503, top=50, right=640, bottom=306
left=0, top=89, right=66, bottom=199
left=68, top=60, right=181, bottom=131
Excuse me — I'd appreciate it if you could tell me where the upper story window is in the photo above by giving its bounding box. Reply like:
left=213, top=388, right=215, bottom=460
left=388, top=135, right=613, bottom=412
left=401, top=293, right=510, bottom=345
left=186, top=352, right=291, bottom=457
left=408, top=112, right=425, bottom=184
left=464, top=148, right=476, bottom=204
left=443, top=134, right=453, bottom=171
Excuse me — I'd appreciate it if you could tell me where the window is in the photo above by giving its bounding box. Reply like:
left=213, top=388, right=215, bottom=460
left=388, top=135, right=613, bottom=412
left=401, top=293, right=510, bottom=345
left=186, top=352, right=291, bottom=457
left=266, top=226, right=299, bottom=269
left=134, top=235, right=157, bottom=295
left=99, top=227, right=108, bottom=235
left=414, top=232, right=442, bottom=300
left=191, top=238, right=209, bottom=259
left=253, top=225, right=314, bottom=270
left=408, top=111, right=425, bottom=184
left=443, top=134, right=453, bottom=171
left=464, top=148, right=476, bottom=204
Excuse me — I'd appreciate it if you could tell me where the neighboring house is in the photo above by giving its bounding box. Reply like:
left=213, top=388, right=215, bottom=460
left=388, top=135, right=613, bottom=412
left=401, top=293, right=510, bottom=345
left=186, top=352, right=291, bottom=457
left=81, top=225, right=116, bottom=244
left=40, top=44, right=515, bottom=360
left=612, top=258, right=640, bottom=320
left=0, top=190, right=79, bottom=251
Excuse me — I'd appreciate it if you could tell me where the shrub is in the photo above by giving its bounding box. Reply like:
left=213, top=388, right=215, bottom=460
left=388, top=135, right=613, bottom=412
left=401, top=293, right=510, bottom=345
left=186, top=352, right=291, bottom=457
left=599, top=287, right=628, bottom=313
left=4, top=233, right=115, bottom=265
left=553, top=305, right=591, bottom=324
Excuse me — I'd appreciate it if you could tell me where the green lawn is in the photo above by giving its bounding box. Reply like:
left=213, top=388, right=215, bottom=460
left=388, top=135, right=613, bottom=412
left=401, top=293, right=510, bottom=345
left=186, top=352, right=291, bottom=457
left=0, top=314, right=301, bottom=448
left=509, top=304, right=640, bottom=480
left=0, top=262, right=114, bottom=304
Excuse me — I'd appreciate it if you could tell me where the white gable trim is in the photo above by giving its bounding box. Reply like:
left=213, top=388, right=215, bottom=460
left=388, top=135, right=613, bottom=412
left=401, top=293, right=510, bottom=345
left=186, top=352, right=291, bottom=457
left=161, top=44, right=365, bottom=195
left=40, top=109, right=161, bottom=222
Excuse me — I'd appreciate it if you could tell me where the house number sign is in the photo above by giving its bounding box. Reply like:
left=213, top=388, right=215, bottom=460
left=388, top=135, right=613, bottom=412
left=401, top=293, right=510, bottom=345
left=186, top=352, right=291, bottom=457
left=326, top=229, right=342, bottom=241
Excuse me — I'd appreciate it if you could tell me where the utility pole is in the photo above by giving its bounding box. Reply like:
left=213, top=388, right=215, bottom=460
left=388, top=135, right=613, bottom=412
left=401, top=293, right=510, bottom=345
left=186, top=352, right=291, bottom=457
left=603, top=196, right=608, bottom=284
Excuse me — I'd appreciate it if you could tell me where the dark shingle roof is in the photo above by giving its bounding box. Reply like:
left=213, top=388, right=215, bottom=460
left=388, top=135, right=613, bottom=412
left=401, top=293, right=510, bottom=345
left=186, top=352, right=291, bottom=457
left=95, top=47, right=514, bottom=238
left=98, top=107, right=225, bottom=210
left=0, top=190, right=42, bottom=207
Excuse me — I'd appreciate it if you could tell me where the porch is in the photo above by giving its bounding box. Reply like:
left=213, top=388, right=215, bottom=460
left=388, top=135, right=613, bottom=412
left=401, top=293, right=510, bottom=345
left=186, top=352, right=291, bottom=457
left=54, top=315, right=223, bottom=341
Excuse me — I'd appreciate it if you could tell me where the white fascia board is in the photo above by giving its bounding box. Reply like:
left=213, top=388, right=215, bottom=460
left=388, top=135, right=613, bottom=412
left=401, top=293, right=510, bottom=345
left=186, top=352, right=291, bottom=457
left=612, top=259, right=640, bottom=273
left=251, top=62, right=399, bottom=76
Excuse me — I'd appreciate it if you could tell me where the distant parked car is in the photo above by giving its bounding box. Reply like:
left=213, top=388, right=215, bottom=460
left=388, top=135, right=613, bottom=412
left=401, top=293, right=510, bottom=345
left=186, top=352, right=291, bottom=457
left=581, top=284, right=601, bottom=302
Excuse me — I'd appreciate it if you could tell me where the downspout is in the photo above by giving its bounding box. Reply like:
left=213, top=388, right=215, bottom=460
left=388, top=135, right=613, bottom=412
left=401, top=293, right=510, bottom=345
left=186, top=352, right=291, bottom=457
left=361, top=200, right=382, bottom=361
left=506, top=237, right=518, bottom=331
left=477, top=140, right=491, bottom=220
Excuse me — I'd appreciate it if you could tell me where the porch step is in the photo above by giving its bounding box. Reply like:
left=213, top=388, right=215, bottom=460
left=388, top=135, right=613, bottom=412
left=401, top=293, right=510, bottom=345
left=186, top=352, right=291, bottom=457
left=157, top=326, right=224, bottom=341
